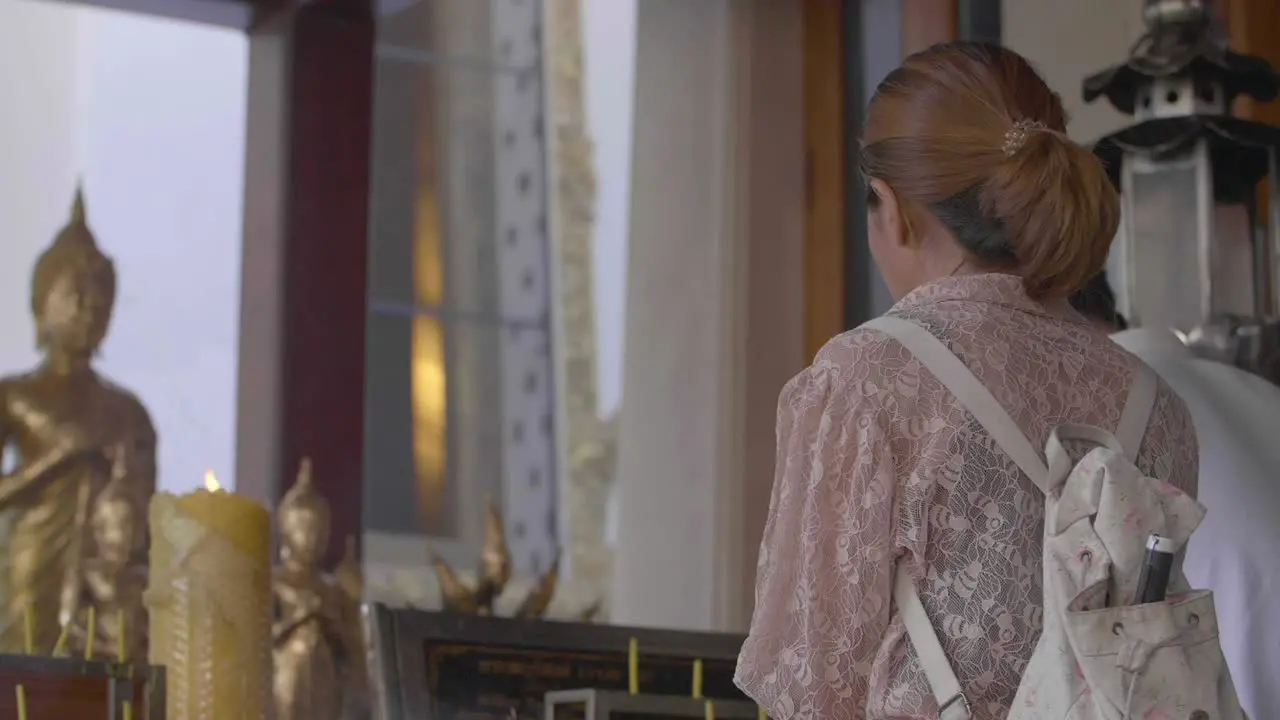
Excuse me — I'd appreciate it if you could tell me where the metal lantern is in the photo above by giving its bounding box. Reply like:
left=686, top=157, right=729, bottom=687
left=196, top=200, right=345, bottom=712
left=1084, top=0, right=1280, bottom=380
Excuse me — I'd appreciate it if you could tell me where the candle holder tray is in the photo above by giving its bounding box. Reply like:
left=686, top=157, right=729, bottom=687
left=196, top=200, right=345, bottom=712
left=0, top=653, right=164, bottom=719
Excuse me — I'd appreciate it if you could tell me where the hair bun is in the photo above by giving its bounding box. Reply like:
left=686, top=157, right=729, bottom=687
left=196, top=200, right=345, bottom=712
left=982, top=128, right=1119, bottom=300
left=860, top=41, right=1119, bottom=300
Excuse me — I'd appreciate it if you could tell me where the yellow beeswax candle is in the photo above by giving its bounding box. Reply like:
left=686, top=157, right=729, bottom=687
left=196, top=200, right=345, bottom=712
left=691, top=659, right=703, bottom=699
left=758, top=706, right=767, bottom=720
left=704, top=699, right=715, bottom=720
left=628, top=637, right=639, bottom=695
left=15, top=685, right=26, bottom=720
left=148, top=472, right=271, bottom=719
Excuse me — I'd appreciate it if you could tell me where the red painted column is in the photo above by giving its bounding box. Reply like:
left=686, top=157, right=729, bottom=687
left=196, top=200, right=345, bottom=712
left=239, top=0, right=374, bottom=564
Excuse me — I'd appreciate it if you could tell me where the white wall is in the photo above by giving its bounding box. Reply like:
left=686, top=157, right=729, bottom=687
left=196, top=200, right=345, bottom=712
left=582, top=0, right=636, bottom=420
left=0, top=0, right=248, bottom=493
left=1003, top=0, right=1143, bottom=144
left=0, top=0, right=81, bottom=376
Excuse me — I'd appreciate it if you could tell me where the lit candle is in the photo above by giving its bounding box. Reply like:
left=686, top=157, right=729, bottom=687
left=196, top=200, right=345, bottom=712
left=628, top=637, right=639, bottom=695
left=691, top=659, right=703, bottom=699
left=704, top=699, right=716, bottom=720
left=147, top=471, right=271, bottom=719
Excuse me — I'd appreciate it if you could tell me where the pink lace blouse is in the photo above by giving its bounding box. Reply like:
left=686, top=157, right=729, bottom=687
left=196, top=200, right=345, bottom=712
left=735, top=274, right=1198, bottom=719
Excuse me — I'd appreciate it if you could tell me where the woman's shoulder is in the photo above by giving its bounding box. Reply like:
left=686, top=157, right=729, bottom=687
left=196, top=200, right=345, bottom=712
left=782, top=321, right=930, bottom=415
left=812, top=321, right=908, bottom=369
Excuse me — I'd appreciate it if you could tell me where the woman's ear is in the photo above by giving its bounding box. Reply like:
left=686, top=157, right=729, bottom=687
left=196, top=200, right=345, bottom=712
left=869, top=178, right=910, bottom=249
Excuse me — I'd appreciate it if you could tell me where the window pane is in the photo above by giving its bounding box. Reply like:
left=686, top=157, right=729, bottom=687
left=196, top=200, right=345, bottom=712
left=366, top=0, right=557, bottom=576
left=363, top=310, right=557, bottom=571
left=368, top=13, right=549, bottom=326
left=378, top=0, right=539, bottom=70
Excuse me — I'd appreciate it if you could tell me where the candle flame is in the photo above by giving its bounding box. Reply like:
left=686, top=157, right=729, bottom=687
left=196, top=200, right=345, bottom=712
left=204, top=471, right=222, bottom=493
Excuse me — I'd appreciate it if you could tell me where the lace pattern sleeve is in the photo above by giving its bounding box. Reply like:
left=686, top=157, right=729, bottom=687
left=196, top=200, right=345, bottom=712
left=735, top=357, right=898, bottom=720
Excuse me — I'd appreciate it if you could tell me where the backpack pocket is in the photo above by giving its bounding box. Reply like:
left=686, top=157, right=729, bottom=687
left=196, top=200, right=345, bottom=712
left=1062, top=591, right=1228, bottom=719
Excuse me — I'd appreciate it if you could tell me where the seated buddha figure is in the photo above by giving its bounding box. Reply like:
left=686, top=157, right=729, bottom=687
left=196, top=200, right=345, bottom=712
left=0, top=188, right=156, bottom=652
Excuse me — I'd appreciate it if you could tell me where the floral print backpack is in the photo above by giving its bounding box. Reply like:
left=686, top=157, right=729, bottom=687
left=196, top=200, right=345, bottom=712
left=865, top=317, right=1246, bottom=720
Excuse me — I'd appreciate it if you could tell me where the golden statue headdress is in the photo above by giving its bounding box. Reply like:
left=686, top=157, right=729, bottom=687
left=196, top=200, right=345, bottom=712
left=31, top=184, right=117, bottom=319
left=280, top=458, right=331, bottom=526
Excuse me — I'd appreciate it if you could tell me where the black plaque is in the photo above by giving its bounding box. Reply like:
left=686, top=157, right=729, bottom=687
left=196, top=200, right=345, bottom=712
left=364, top=604, right=750, bottom=720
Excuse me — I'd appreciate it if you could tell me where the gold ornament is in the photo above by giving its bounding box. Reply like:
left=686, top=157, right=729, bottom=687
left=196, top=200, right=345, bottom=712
left=430, top=499, right=562, bottom=619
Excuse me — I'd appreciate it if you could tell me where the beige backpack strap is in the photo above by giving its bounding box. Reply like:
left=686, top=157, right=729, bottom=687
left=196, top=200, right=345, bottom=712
left=893, top=566, right=972, bottom=720
left=1115, top=361, right=1158, bottom=462
left=863, top=316, right=1049, bottom=488
left=866, top=315, right=1057, bottom=720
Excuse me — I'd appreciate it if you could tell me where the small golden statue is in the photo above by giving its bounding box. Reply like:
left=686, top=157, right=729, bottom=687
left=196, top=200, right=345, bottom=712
left=431, top=500, right=560, bottom=619
left=333, top=535, right=369, bottom=719
left=273, top=458, right=365, bottom=720
left=60, top=445, right=148, bottom=661
left=0, top=186, right=157, bottom=652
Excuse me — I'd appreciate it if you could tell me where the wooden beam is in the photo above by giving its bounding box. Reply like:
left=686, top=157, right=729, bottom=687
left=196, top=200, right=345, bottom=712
left=48, top=0, right=252, bottom=28
left=803, top=0, right=847, bottom=360
left=1224, top=0, right=1280, bottom=126
left=902, top=0, right=958, bottom=57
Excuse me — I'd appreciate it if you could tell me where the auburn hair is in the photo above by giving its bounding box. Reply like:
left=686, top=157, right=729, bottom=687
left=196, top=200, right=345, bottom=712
left=861, top=41, right=1119, bottom=301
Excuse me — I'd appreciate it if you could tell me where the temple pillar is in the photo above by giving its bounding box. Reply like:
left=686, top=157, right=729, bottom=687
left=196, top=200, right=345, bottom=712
left=608, top=0, right=806, bottom=632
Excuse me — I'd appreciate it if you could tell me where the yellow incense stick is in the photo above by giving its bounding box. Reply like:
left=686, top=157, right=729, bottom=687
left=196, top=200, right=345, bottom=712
left=691, top=658, right=703, bottom=699
left=117, top=609, right=126, bottom=662
left=22, top=604, right=33, bottom=654
left=628, top=637, right=639, bottom=695
left=15, top=685, right=27, bottom=720
left=52, top=616, right=72, bottom=657
left=704, top=699, right=716, bottom=720
left=84, top=606, right=97, bottom=660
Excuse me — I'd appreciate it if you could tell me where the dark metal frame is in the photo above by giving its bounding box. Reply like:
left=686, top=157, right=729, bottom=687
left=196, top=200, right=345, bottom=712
left=958, top=0, right=1002, bottom=43
left=0, top=654, right=166, bottom=720
left=363, top=603, right=747, bottom=720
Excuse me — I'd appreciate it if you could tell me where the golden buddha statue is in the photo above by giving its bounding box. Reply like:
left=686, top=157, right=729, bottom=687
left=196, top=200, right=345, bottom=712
left=273, top=458, right=363, bottom=720
left=0, top=187, right=157, bottom=652
left=60, top=445, right=148, bottom=661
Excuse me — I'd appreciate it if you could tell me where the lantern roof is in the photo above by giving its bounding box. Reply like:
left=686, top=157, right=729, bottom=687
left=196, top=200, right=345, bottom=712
left=1082, top=0, right=1279, bottom=117
left=1093, top=116, right=1280, bottom=202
